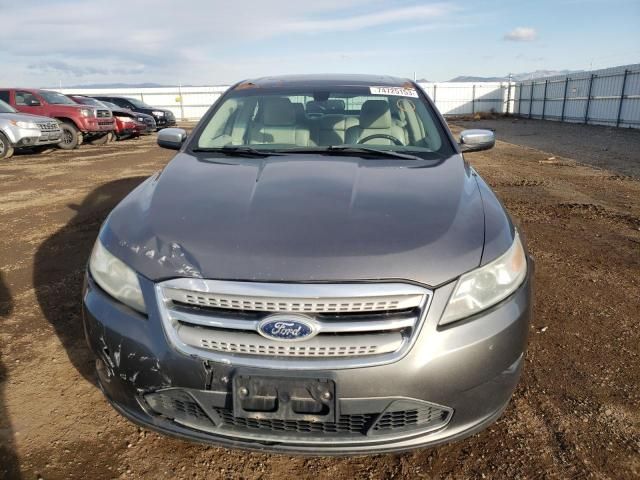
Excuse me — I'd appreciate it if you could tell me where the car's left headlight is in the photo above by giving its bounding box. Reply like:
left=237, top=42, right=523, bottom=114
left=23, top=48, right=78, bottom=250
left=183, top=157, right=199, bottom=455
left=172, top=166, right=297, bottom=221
left=89, top=239, right=146, bottom=313
left=152, top=111, right=165, bottom=117
left=440, top=232, right=527, bottom=325
left=12, top=120, right=38, bottom=129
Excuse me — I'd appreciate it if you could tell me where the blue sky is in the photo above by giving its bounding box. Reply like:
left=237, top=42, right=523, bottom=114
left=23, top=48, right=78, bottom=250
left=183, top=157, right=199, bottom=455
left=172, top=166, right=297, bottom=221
left=0, top=0, right=638, bottom=87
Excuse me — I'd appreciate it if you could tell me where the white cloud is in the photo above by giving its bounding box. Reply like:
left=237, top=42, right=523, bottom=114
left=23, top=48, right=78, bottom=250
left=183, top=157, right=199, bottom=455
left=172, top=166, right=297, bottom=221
left=0, top=0, right=458, bottom=85
left=281, top=4, right=454, bottom=33
left=503, top=27, right=538, bottom=42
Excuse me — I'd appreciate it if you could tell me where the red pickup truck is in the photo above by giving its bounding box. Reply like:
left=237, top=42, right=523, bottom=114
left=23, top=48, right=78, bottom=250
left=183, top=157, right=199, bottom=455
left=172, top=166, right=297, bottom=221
left=0, top=89, right=115, bottom=149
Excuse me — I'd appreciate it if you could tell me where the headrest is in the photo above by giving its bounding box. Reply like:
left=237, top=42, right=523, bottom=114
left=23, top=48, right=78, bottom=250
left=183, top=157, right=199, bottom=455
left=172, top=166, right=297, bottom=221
left=306, top=100, right=324, bottom=115
left=325, top=99, right=345, bottom=113
left=262, top=97, right=296, bottom=126
left=359, top=100, right=391, bottom=129
left=292, top=102, right=305, bottom=120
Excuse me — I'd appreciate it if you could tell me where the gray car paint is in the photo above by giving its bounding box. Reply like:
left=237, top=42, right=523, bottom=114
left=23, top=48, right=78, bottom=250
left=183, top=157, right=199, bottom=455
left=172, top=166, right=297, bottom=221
left=101, top=152, right=501, bottom=287
left=83, top=74, right=529, bottom=453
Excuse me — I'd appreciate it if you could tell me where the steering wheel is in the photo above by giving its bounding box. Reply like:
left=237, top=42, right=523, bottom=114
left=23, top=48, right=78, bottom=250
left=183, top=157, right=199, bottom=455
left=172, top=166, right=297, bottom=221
left=357, top=134, right=405, bottom=146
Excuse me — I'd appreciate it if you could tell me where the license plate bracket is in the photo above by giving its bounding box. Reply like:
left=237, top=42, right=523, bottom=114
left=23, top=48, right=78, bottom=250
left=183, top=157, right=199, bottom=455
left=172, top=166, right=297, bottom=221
left=232, top=375, right=337, bottom=423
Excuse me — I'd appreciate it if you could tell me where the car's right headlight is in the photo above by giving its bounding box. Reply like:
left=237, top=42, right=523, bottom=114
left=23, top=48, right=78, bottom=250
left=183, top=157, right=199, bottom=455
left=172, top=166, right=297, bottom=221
left=89, top=239, right=146, bottom=313
left=11, top=120, right=38, bottom=129
left=440, top=232, right=527, bottom=325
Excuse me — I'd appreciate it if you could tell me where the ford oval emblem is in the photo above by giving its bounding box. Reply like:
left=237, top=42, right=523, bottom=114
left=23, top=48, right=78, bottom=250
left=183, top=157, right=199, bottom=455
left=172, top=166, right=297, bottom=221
left=257, top=314, right=318, bottom=342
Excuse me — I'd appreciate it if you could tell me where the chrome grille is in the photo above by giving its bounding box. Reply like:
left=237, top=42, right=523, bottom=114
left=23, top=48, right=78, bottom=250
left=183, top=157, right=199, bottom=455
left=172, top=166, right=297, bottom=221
left=174, top=290, right=421, bottom=313
left=37, top=121, right=60, bottom=132
left=156, top=280, right=432, bottom=369
left=183, top=328, right=401, bottom=356
left=96, top=109, right=112, bottom=118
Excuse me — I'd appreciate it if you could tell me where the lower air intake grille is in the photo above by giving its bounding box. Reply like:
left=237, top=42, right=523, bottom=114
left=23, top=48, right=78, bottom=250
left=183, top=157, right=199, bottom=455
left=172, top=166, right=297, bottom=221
left=145, top=390, right=213, bottom=429
left=214, top=408, right=376, bottom=434
left=373, top=404, right=448, bottom=431
left=143, top=389, right=452, bottom=439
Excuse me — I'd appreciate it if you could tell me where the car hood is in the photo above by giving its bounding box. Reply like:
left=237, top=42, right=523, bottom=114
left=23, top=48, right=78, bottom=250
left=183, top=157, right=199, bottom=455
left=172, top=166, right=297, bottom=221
left=102, top=153, right=486, bottom=287
left=0, top=112, right=57, bottom=123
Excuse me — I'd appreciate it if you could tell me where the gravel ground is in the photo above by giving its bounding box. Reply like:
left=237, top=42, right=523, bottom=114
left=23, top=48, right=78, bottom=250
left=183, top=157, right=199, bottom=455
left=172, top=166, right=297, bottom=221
left=0, top=121, right=639, bottom=479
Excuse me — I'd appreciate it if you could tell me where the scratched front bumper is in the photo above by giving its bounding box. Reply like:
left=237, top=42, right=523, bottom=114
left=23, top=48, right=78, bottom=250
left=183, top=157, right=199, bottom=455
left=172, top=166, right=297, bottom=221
left=82, top=269, right=532, bottom=454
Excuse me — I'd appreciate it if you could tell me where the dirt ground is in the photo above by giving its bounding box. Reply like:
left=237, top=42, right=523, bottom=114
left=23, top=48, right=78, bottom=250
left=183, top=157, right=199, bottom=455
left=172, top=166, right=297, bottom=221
left=0, top=119, right=639, bottom=479
left=456, top=117, right=640, bottom=178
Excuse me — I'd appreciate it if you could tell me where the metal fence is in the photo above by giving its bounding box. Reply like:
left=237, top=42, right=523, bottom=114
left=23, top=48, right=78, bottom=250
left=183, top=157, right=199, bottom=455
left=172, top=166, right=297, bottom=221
left=59, top=64, right=640, bottom=129
left=420, top=82, right=513, bottom=116
left=60, top=82, right=513, bottom=121
left=513, top=64, right=640, bottom=128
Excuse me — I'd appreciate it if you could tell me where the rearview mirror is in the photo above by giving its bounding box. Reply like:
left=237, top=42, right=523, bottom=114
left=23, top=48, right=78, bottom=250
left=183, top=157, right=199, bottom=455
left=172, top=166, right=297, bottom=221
left=158, top=128, right=187, bottom=150
left=27, top=98, right=41, bottom=106
left=459, top=129, right=495, bottom=153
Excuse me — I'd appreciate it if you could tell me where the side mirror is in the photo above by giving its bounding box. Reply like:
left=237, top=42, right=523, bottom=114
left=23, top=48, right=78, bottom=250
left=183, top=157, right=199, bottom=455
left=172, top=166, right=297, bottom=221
left=459, top=129, right=495, bottom=153
left=157, top=128, right=187, bottom=150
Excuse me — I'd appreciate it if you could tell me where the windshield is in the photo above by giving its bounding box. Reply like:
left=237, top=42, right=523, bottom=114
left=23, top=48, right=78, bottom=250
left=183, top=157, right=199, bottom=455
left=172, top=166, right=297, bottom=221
left=73, top=96, right=106, bottom=107
left=0, top=99, right=16, bottom=113
left=194, top=85, right=454, bottom=158
left=126, top=98, right=154, bottom=109
left=101, top=101, right=120, bottom=110
left=39, top=91, right=77, bottom=105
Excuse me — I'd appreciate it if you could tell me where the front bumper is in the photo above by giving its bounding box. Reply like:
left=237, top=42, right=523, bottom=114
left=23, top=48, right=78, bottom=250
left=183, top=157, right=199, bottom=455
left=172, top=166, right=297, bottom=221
left=82, top=266, right=532, bottom=454
left=5, top=125, right=62, bottom=147
left=78, top=117, right=115, bottom=133
left=154, top=114, right=176, bottom=129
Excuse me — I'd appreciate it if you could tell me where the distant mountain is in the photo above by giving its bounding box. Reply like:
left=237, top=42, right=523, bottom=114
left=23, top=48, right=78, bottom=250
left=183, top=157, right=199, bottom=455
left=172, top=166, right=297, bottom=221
left=448, top=75, right=508, bottom=82
left=449, top=70, right=582, bottom=82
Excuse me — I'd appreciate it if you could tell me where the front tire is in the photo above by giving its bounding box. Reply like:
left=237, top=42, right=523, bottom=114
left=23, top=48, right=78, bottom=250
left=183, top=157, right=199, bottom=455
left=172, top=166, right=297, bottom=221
left=89, top=133, right=110, bottom=145
left=0, top=132, right=14, bottom=159
left=58, top=122, right=82, bottom=150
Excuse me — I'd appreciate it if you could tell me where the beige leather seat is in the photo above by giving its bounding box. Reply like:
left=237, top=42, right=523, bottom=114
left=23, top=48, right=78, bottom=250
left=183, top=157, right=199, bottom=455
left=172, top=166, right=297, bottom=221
left=311, top=115, right=359, bottom=146
left=345, top=100, right=407, bottom=146
left=248, top=97, right=310, bottom=146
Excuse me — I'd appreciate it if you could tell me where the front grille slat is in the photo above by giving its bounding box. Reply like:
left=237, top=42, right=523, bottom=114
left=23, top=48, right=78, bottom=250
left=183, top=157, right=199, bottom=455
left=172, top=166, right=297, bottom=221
left=170, top=306, right=416, bottom=333
left=176, top=325, right=402, bottom=357
left=175, top=291, right=419, bottom=313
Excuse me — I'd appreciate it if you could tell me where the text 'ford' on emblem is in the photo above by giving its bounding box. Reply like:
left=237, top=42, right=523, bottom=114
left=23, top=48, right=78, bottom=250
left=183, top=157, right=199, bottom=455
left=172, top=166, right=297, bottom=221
left=257, top=314, right=318, bottom=342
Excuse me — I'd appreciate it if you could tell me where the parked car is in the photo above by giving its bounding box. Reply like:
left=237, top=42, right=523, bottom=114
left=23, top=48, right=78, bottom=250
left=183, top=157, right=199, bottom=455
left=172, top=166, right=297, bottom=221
left=68, top=96, right=156, bottom=139
left=0, top=89, right=114, bottom=149
left=0, top=99, right=62, bottom=159
left=83, top=74, right=532, bottom=454
left=90, top=95, right=176, bottom=129
left=97, top=100, right=157, bottom=135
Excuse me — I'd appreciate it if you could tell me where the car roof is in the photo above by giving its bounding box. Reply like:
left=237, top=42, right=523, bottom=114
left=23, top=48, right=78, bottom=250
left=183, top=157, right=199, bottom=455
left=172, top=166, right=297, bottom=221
left=239, top=74, right=415, bottom=89
left=94, top=95, right=135, bottom=99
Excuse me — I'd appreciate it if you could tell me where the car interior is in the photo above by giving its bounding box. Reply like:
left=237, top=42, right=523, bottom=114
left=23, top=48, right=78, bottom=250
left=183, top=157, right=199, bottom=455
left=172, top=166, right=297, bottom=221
left=197, top=93, right=442, bottom=151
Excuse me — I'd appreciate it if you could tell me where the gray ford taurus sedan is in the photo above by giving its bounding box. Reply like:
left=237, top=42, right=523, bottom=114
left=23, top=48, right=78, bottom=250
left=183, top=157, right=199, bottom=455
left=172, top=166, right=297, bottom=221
left=83, top=74, right=533, bottom=454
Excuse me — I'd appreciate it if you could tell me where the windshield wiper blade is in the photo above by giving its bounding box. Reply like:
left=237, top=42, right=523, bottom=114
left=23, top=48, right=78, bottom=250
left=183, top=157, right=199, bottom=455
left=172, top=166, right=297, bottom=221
left=191, top=146, right=285, bottom=157
left=273, top=146, right=423, bottom=160
left=326, top=145, right=423, bottom=161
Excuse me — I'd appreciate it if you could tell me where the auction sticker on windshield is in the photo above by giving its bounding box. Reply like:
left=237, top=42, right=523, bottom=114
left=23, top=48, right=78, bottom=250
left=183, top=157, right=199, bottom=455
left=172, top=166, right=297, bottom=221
left=370, top=86, right=419, bottom=98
